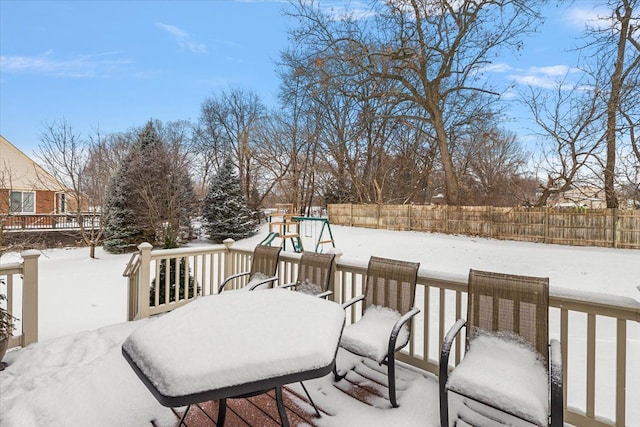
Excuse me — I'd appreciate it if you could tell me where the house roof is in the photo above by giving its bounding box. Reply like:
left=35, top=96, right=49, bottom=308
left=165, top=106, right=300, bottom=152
left=0, top=135, right=65, bottom=192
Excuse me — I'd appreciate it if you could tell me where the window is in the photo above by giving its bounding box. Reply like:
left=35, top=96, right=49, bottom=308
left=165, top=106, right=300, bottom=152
left=59, top=193, right=66, bottom=213
left=9, top=191, right=35, bottom=213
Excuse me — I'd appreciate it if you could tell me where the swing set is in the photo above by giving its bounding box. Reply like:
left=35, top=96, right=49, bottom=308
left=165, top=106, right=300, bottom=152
left=261, top=204, right=336, bottom=253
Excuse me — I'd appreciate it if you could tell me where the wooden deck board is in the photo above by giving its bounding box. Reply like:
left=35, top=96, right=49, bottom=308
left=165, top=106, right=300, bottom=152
left=159, top=360, right=409, bottom=426
left=166, top=385, right=334, bottom=426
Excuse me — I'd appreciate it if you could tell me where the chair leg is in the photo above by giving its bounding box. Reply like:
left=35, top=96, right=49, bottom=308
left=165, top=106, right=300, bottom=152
left=388, top=353, right=398, bottom=408
left=300, top=381, right=321, bottom=417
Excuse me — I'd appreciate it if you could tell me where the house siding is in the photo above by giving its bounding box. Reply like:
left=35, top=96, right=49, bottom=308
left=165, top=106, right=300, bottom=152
left=36, top=190, right=56, bottom=214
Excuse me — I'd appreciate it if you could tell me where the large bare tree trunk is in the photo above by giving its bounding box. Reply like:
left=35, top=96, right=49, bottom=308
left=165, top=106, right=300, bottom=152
left=604, top=3, right=634, bottom=208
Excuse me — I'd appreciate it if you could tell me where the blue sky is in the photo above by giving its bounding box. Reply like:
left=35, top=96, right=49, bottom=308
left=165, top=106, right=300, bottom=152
left=0, top=0, right=607, bottom=156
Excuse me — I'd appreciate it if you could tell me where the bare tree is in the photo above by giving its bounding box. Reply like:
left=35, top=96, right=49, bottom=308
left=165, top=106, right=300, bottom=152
left=570, top=0, right=640, bottom=207
left=197, top=88, right=267, bottom=208
left=457, top=126, right=529, bottom=206
left=521, top=76, right=604, bottom=207
left=37, top=119, right=105, bottom=258
left=287, top=0, right=544, bottom=205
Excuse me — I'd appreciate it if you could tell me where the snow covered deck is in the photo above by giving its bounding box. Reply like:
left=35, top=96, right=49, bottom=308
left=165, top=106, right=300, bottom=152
left=2, top=224, right=640, bottom=426
left=160, top=358, right=434, bottom=427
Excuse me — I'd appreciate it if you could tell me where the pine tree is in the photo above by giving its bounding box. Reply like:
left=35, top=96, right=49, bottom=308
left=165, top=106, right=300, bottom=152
left=102, top=158, right=143, bottom=253
left=203, top=157, right=258, bottom=243
left=149, top=257, right=198, bottom=306
left=103, top=120, right=197, bottom=252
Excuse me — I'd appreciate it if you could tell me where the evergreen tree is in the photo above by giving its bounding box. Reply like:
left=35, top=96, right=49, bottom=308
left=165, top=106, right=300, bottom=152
left=103, top=120, right=197, bottom=252
left=102, top=155, right=143, bottom=253
left=149, top=257, right=199, bottom=306
left=203, top=157, right=258, bottom=243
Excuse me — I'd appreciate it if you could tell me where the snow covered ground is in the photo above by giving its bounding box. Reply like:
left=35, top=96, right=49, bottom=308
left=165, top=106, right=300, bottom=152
left=0, top=224, right=638, bottom=426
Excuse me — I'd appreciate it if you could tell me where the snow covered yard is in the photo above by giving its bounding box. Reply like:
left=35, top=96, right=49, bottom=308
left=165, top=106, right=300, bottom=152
left=1, top=224, right=638, bottom=426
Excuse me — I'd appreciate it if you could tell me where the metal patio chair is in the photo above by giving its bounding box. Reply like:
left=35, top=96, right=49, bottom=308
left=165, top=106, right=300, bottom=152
left=219, top=245, right=281, bottom=292
left=279, top=251, right=336, bottom=299
left=439, top=269, right=563, bottom=427
left=334, top=256, right=420, bottom=408
left=277, top=251, right=337, bottom=417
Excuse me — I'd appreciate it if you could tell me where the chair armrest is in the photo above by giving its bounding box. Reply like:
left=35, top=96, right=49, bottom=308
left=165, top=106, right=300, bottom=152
left=550, top=338, right=563, bottom=427
left=219, top=271, right=250, bottom=292
left=247, top=275, right=279, bottom=291
left=316, top=290, right=333, bottom=299
left=388, top=307, right=420, bottom=352
left=278, top=282, right=297, bottom=289
left=439, top=318, right=466, bottom=427
left=341, top=294, right=364, bottom=310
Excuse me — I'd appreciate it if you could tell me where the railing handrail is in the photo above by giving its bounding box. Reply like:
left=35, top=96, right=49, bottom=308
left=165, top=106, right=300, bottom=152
left=122, top=253, right=141, bottom=277
left=0, top=262, right=22, bottom=275
left=148, top=244, right=229, bottom=259
left=550, top=287, right=640, bottom=321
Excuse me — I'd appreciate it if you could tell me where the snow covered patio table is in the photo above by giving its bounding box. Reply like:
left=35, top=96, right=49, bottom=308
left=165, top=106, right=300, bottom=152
left=122, top=289, right=345, bottom=426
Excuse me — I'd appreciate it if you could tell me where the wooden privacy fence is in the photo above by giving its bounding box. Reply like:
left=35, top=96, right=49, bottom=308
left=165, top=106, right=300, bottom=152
left=328, top=204, right=640, bottom=249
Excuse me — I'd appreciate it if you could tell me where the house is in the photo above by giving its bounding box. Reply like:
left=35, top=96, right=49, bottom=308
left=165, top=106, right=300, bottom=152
left=0, top=135, right=67, bottom=215
left=549, top=184, right=607, bottom=209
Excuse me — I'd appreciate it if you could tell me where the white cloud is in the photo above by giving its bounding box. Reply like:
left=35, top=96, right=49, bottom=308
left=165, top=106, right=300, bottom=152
left=505, top=64, right=584, bottom=90
left=480, top=62, right=516, bottom=73
left=156, top=22, right=207, bottom=54
left=509, top=74, right=558, bottom=89
left=528, top=65, right=580, bottom=77
left=0, top=50, right=130, bottom=78
left=565, top=6, right=612, bottom=30
left=321, top=0, right=376, bottom=21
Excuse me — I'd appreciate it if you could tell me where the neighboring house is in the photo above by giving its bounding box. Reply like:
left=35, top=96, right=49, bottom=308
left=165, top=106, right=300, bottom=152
left=549, top=185, right=607, bottom=209
left=0, top=135, right=67, bottom=215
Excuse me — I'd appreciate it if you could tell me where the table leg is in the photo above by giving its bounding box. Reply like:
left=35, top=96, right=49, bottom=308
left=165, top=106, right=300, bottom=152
left=275, top=386, right=290, bottom=427
left=178, top=405, right=191, bottom=426
left=216, top=398, right=227, bottom=426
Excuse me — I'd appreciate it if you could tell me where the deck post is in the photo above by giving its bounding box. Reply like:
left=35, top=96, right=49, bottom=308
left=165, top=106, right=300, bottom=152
left=137, top=242, right=153, bottom=319
left=223, top=239, right=235, bottom=292
left=21, top=249, right=40, bottom=346
left=330, top=249, right=343, bottom=303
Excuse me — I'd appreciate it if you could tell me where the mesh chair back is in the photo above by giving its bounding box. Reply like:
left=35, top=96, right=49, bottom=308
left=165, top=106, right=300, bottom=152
left=466, top=269, right=549, bottom=363
left=249, top=245, right=282, bottom=278
left=296, top=252, right=336, bottom=295
left=363, top=256, right=420, bottom=317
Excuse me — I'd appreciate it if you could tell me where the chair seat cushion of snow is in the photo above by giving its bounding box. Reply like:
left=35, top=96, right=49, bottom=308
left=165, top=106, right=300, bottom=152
left=245, top=273, right=273, bottom=291
left=339, top=305, right=410, bottom=363
left=296, top=280, right=323, bottom=296
left=446, top=333, right=549, bottom=427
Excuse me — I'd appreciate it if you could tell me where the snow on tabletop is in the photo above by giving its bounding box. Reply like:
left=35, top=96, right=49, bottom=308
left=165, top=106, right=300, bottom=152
left=339, top=305, right=409, bottom=363
left=447, top=332, right=549, bottom=426
left=122, top=289, right=345, bottom=398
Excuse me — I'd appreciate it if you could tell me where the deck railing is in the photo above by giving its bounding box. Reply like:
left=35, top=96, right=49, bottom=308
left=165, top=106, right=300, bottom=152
left=0, top=250, right=39, bottom=349
left=1, top=213, right=101, bottom=230
left=121, top=242, right=639, bottom=427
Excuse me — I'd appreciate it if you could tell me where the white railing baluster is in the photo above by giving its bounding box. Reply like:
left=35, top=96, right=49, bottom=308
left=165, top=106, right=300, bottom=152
left=615, top=319, right=626, bottom=427
left=587, top=313, right=596, bottom=418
